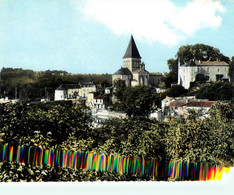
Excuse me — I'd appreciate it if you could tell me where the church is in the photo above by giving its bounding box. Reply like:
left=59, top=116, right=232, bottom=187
left=112, top=35, right=162, bottom=87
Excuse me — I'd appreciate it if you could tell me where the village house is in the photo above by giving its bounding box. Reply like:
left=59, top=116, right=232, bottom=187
left=161, top=96, right=198, bottom=115
left=169, top=101, right=217, bottom=118
left=161, top=96, right=218, bottom=117
left=54, top=82, right=96, bottom=101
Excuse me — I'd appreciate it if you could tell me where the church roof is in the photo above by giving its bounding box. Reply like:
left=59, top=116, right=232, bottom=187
left=123, top=35, right=141, bottom=59
left=132, top=69, right=149, bottom=74
left=113, top=68, right=132, bottom=75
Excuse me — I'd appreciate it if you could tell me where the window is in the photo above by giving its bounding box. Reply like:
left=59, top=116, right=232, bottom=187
left=217, top=68, right=220, bottom=72
left=197, top=67, right=200, bottom=72
left=207, top=67, right=210, bottom=73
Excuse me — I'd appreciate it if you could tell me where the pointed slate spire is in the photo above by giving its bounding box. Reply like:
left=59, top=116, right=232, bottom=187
left=123, top=35, right=141, bottom=59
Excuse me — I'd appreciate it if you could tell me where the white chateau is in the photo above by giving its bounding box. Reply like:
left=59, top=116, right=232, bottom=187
left=112, top=35, right=162, bottom=87
left=178, top=59, right=230, bottom=89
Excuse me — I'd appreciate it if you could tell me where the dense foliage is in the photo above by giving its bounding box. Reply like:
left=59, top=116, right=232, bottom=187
left=0, top=102, right=92, bottom=146
left=162, top=85, right=188, bottom=98
left=165, top=104, right=234, bottom=167
left=0, top=101, right=233, bottom=181
left=114, top=85, right=160, bottom=117
left=195, top=82, right=233, bottom=101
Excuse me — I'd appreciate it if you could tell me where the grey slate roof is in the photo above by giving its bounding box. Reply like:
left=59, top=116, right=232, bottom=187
left=123, top=35, right=141, bottom=59
left=181, top=59, right=229, bottom=67
left=56, top=84, right=80, bottom=90
left=79, top=82, right=95, bottom=87
left=113, top=68, right=132, bottom=75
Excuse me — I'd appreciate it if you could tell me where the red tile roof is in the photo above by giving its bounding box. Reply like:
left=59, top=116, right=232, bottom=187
left=169, top=102, right=185, bottom=109
left=186, top=101, right=217, bottom=107
left=169, top=101, right=217, bottom=109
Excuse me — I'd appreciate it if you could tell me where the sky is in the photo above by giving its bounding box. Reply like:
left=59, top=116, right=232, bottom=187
left=0, top=0, right=234, bottom=74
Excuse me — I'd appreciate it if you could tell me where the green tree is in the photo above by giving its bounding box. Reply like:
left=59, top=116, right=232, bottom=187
left=229, top=56, right=234, bottom=83
left=94, top=117, right=167, bottom=160
left=162, top=85, right=188, bottom=98
left=0, top=102, right=92, bottom=146
left=195, top=82, right=233, bottom=101
left=113, top=80, right=126, bottom=102
left=119, top=85, right=157, bottom=117
left=164, top=102, right=233, bottom=167
left=163, top=58, right=178, bottom=87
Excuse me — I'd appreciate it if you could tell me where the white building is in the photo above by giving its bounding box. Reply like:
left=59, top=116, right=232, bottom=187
left=178, top=59, right=230, bottom=89
left=54, top=82, right=96, bottom=101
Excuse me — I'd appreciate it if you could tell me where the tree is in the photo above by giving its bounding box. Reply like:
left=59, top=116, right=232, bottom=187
left=162, top=85, right=188, bottom=98
left=0, top=102, right=92, bottom=146
left=177, top=44, right=230, bottom=65
left=95, top=117, right=167, bottom=160
left=195, top=82, right=233, bottom=101
left=164, top=103, right=234, bottom=167
left=113, top=80, right=126, bottom=102
left=229, top=56, right=234, bottom=83
left=120, top=85, right=158, bottom=117
left=195, top=73, right=206, bottom=82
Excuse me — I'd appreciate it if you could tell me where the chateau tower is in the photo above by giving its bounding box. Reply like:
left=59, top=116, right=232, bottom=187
left=122, top=35, right=143, bottom=72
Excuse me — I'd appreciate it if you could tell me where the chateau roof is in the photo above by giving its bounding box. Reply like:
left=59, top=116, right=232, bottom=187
left=79, top=82, right=96, bottom=87
left=113, top=68, right=132, bottom=75
left=181, top=59, right=229, bottom=67
left=123, top=35, right=141, bottom=59
left=56, top=84, right=80, bottom=90
left=194, top=60, right=229, bottom=66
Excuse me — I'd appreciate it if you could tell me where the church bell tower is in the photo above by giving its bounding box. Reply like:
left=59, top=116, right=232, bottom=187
left=122, top=35, right=142, bottom=72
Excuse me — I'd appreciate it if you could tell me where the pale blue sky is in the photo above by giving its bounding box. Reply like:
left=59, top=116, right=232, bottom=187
left=0, top=0, right=234, bottom=74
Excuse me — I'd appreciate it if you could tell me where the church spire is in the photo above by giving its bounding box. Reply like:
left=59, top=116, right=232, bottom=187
left=123, top=35, right=141, bottom=59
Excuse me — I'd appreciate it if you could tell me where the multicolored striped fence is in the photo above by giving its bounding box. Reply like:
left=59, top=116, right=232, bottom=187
left=0, top=143, right=230, bottom=181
